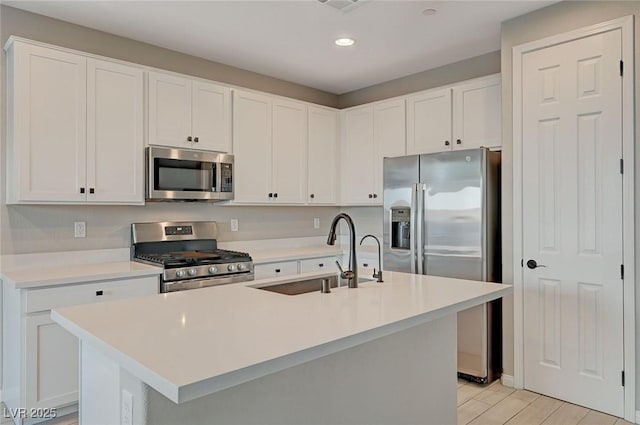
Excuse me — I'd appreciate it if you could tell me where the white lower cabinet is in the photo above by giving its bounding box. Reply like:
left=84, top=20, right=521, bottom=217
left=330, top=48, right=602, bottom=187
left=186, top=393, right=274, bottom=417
left=299, top=256, right=337, bottom=273
left=254, top=261, right=299, bottom=280
left=2, top=275, right=159, bottom=423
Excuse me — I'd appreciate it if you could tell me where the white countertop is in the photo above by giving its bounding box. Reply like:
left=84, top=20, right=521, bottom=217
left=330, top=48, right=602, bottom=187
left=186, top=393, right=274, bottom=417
left=2, top=261, right=162, bottom=289
left=52, top=270, right=511, bottom=404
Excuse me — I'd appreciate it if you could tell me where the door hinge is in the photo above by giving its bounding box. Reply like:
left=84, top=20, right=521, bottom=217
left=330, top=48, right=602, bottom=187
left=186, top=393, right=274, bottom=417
left=622, top=370, right=625, bottom=386
left=621, top=264, right=624, bottom=280
left=620, top=60, right=624, bottom=77
left=620, top=158, right=624, bottom=174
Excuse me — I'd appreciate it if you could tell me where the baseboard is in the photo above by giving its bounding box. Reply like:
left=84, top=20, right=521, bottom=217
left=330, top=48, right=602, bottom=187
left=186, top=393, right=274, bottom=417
left=501, top=374, right=514, bottom=388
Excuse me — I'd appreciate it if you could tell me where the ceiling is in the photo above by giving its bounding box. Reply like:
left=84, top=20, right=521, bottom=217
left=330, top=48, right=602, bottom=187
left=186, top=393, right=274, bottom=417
left=3, top=0, right=555, bottom=94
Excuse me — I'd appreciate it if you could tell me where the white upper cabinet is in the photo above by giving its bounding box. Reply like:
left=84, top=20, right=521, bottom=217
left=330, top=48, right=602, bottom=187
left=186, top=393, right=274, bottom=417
left=406, top=75, right=501, bottom=155
left=6, top=40, right=144, bottom=204
left=452, top=75, right=501, bottom=150
left=87, top=58, right=144, bottom=203
left=148, top=71, right=231, bottom=152
left=307, top=106, right=338, bottom=204
left=233, top=91, right=307, bottom=204
left=340, top=99, right=406, bottom=205
left=406, top=88, right=452, bottom=155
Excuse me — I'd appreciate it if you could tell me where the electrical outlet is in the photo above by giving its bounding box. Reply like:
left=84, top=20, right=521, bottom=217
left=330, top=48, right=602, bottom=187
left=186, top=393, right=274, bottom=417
left=313, top=218, right=320, bottom=229
left=230, top=219, right=239, bottom=232
left=121, top=389, right=133, bottom=425
left=74, top=221, right=86, bottom=238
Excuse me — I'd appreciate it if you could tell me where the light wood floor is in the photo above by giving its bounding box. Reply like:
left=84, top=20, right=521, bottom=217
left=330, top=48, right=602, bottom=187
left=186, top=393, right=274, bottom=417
left=458, top=379, right=632, bottom=425
left=0, top=382, right=632, bottom=425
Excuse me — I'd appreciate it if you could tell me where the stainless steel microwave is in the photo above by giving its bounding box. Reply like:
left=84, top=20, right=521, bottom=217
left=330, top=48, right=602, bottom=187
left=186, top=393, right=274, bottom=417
left=146, top=146, right=234, bottom=202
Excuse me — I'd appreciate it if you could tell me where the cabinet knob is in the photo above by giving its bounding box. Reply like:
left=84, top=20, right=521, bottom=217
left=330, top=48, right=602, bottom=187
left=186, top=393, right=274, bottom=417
left=456, top=139, right=462, bottom=145
left=368, top=194, right=373, bottom=199
left=373, top=194, right=378, bottom=199
left=274, top=193, right=278, bottom=198
left=96, top=290, right=103, bottom=296
left=194, top=137, right=199, bottom=143
left=444, top=140, right=450, bottom=146
left=80, top=187, right=85, bottom=194
left=363, top=263, right=369, bottom=267
left=275, top=268, right=281, bottom=273
left=187, top=136, right=193, bottom=142
left=319, top=263, right=324, bottom=267
left=89, top=188, right=95, bottom=194
left=268, top=193, right=273, bottom=198
left=310, top=194, right=315, bottom=199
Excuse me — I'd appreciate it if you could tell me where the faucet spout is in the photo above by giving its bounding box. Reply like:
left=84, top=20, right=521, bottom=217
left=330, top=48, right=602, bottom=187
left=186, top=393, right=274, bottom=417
left=359, top=235, right=383, bottom=282
left=326, top=213, right=358, bottom=288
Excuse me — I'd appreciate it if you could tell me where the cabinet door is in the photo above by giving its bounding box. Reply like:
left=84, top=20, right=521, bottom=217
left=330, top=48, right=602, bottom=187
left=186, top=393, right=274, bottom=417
left=374, top=99, right=406, bottom=204
left=307, top=107, right=338, bottom=204
left=86, top=59, right=144, bottom=204
left=452, top=75, right=501, bottom=150
left=300, top=256, right=338, bottom=273
left=272, top=99, right=307, bottom=204
left=148, top=72, right=192, bottom=148
left=10, top=42, right=87, bottom=202
left=192, top=81, right=231, bottom=152
left=233, top=91, right=272, bottom=203
left=341, top=106, right=375, bottom=205
left=406, top=88, right=452, bottom=155
left=25, top=313, right=79, bottom=410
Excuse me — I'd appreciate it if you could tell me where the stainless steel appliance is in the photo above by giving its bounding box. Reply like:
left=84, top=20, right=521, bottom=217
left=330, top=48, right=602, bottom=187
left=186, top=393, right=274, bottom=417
left=146, top=146, right=234, bottom=202
left=131, top=221, right=253, bottom=292
left=383, top=148, right=501, bottom=383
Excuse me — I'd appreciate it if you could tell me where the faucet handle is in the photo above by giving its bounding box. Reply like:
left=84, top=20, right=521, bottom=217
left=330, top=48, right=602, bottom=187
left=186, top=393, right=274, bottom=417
left=335, top=260, right=354, bottom=280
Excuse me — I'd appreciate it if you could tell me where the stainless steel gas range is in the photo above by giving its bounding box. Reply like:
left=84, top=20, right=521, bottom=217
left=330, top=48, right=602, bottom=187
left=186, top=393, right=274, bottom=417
left=131, top=221, right=254, bottom=293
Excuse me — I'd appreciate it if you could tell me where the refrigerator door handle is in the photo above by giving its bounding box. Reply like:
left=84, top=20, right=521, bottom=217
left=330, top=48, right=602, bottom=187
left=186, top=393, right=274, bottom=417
left=415, top=183, right=426, bottom=275
left=410, top=183, right=419, bottom=274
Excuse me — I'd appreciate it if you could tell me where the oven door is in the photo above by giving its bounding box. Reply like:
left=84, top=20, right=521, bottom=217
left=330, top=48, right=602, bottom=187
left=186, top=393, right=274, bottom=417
left=162, top=273, right=254, bottom=293
left=147, top=146, right=234, bottom=201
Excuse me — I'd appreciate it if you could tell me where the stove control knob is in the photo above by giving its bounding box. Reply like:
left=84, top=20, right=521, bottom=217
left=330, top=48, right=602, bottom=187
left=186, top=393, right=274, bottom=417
left=188, top=268, right=197, bottom=276
left=208, top=266, right=218, bottom=274
left=237, top=263, right=246, bottom=271
left=176, top=270, right=186, bottom=278
left=227, top=264, right=237, bottom=272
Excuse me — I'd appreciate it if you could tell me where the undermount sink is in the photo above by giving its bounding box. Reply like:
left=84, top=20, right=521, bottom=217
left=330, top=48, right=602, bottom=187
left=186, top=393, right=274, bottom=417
left=253, top=275, right=376, bottom=296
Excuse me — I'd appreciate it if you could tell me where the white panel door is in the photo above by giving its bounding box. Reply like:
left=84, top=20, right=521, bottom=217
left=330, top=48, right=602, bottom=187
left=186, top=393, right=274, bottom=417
left=522, top=29, right=623, bottom=416
left=26, top=314, right=79, bottom=410
left=232, top=90, right=272, bottom=203
left=406, top=88, right=452, bottom=155
left=148, top=72, right=192, bottom=148
left=307, top=106, right=337, bottom=204
left=453, top=75, right=501, bottom=150
left=374, top=99, right=406, bottom=202
left=191, top=81, right=231, bottom=152
left=13, top=43, right=87, bottom=202
left=86, top=59, right=144, bottom=203
left=341, top=106, right=375, bottom=204
left=271, top=99, right=307, bottom=204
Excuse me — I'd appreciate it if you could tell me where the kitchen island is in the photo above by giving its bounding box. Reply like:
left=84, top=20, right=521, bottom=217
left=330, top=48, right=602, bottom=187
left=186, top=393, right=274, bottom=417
left=52, top=270, right=510, bottom=425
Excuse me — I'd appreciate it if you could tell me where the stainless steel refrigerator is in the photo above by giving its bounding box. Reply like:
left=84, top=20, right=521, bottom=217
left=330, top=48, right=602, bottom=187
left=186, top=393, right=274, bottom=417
left=383, top=148, right=501, bottom=383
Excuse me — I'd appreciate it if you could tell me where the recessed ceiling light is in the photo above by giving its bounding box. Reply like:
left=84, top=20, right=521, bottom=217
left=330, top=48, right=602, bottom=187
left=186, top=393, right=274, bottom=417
left=335, top=37, right=356, bottom=47
left=422, top=8, right=437, bottom=16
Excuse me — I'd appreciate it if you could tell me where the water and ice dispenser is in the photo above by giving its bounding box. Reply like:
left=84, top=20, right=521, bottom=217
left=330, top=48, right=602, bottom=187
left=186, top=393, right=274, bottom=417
left=390, top=207, right=411, bottom=250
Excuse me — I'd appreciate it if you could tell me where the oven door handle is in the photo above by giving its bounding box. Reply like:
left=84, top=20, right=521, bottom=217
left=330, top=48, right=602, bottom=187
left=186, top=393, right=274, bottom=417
left=162, top=272, right=254, bottom=293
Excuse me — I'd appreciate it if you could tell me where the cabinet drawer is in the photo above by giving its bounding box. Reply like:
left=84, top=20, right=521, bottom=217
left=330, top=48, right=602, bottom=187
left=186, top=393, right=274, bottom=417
left=300, top=256, right=338, bottom=274
left=254, top=261, right=298, bottom=280
left=25, top=276, right=159, bottom=313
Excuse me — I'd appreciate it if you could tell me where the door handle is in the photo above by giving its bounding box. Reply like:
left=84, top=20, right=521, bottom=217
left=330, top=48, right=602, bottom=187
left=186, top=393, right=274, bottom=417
left=526, top=259, right=546, bottom=269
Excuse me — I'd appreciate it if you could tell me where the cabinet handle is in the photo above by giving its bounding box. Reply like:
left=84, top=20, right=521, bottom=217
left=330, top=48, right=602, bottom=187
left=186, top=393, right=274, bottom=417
left=275, top=268, right=281, bottom=273
left=187, top=136, right=193, bottom=142
left=89, top=188, right=95, bottom=194
left=368, top=194, right=373, bottom=199
left=319, top=263, right=324, bottom=267
left=310, top=194, right=315, bottom=199
left=363, top=263, right=369, bottom=267
left=80, top=187, right=85, bottom=194
left=96, top=290, right=103, bottom=296
left=373, top=194, right=378, bottom=199
left=444, top=140, right=450, bottom=146
left=274, top=193, right=278, bottom=198
left=456, top=139, right=462, bottom=145
left=268, top=193, right=273, bottom=198
left=194, top=137, right=199, bottom=143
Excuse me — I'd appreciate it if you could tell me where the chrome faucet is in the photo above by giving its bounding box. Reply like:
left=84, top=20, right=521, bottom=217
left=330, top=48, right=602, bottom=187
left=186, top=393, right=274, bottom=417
left=327, top=213, right=358, bottom=288
left=360, top=235, right=383, bottom=282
